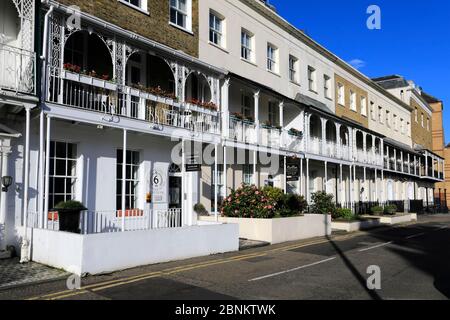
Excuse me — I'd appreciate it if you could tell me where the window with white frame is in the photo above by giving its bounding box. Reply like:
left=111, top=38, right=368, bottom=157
left=415, top=108, right=418, bottom=122
left=209, top=11, right=224, bottom=47
left=289, top=55, right=298, bottom=83
left=120, top=0, right=147, bottom=12
left=360, top=96, right=367, bottom=116
left=393, top=114, right=398, bottom=131
left=370, top=101, right=375, bottom=120
left=378, top=106, right=383, bottom=123
left=400, top=118, right=404, bottom=134
left=427, top=117, right=430, bottom=131
left=170, top=0, right=191, bottom=30
left=241, top=29, right=253, bottom=61
left=324, top=74, right=331, bottom=99
left=267, top=43, right=278, bottom=73
left=307, top=66, right=316, bottom=92
left=421, top=113, right=424, bottom=127
left=268, top=101, right=278, bottom=126
left=116, top=150, right=140, bottom=210
left=386, top=110, right=391, bottom=127
left=48, top=142, right=77, bottom=209
left=243, top=164, right=254, bottom=185
left=337, top=82, right=345, bottom=105
left=211, top=165, right=224, bottom=212
left=350, top=90, right=356, bottom=111
left=241, top=92, right=253, bottom=118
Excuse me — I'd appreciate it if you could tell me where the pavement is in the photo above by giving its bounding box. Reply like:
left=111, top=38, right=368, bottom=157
left=0, top=258, right=69, bottom=291
left=0, top=214, right=449, bottom=300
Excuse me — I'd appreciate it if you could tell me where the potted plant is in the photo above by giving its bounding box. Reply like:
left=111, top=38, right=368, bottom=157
left=288, top=128, right=303, bottom=138
left=384, top=205, right=398, bottom=216
left=53, top=200, right=87, bottom=233
left=194, top=203, right=208, bottom=216
left=371, top=206, right=384, bottom=216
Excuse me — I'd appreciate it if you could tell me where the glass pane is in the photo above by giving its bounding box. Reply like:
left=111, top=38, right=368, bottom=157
left=54, top=178, right=65, bottom=194
left=55, top=142, right=66, bottom=158
left=49, top=141, right=55, bottom=158
left=55, top=159, right=66, bottom=176
left=68, top=160, right=77, bottom=176
left=68, top=144, right=77, bottom=159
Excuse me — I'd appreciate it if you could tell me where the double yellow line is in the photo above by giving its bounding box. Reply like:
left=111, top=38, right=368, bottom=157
left=28, top=233, right=358, bottom=300
left=27, top=251, right=268, bottom=300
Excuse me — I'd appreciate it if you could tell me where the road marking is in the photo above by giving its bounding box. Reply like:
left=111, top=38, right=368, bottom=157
left=358, top=241, right=393, bottom=252
left=28, top=252, right=267, bottom=300
left=248, top=257, right=337, bottom=282
left=405, top=232, right=426, bottom=239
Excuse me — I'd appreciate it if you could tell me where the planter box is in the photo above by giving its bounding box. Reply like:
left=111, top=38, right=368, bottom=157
left=62, top=70, right=117, bottom=91
left=378, top=213, right=417, bottom=225
left=199, top=214, right=331, bottom=244
left=331, top=219, right=382, bottom=232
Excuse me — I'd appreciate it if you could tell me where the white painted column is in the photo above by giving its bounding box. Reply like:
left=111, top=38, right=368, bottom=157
left=414, top=155, right=417, bottom=176
left=363, top=166, right=367, bottom=201
left=349, top=164, right=353, bottom=207
left=375, top=168, right=378, bottom=202
left=254, top=91, right=260, bottom=144
left=253, top=150, right=257, bottom=187
left=393, top=149, right=397, bottom=171
left=214, top=144, right=218, bottom=221
left=339, top=164, right=343, bottom=205
left=300, top=158, right=304, bottom=196
left=336, top=123, right=341, bottom=158
left=386, top=145, right=390, bottom=170
left=425, top=154, right=428, bottom=177
left=20, top=107, right=31, bottom=263
left=362, top=132, right=367, bottom=163
left=223, top=145, right=227, bottom=197
left=324, top=161, right=328, bottom=193
left=408, top=154, right=411, bottom=174
left=306, top=158, right=310, bottom=203
left=419, top=157, right=422, bottom=177
left=283, top=156, right=287, bottom=194
left=181, top=139, right=186, bottom=225
left=321, top=118, right=327, bottom=156
left=221, top=78, right=230, bottom=139
left=38, top=111, right=45, bottom=228
left=353, top=164, right=357, bottom=202
left=401, top=151, right=404, bottom=173
left=44, top=116, right=51, bottom=228
left=0, top=141, right=11, bottom=252
left=381, top=170, right=385, bottom=203
left=121, top=130, right=127, bottom=232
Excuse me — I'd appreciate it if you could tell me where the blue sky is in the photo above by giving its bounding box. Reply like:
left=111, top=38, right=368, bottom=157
left=270, top=0, right=450, bottom=143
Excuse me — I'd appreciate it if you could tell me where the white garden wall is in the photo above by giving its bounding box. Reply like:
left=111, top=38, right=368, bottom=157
left=32, top=223, right=239, bottom=276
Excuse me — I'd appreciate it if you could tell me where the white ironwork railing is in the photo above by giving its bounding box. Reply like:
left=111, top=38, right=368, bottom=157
left=0, top=44, right=36, bottom=94
left=27, top=208, right=183, bottom=234
left=155, top=208, right=182, bottom=229
left=283, top=132, right=303, bottom=153
left=260, top=127, right=281, bottom=148
left=47, top=67, right=220, bottom=135
left=228, top=117, right=256, bottom=143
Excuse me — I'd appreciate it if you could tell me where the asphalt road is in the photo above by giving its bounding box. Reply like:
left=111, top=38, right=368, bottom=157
left=1, top=215, right=450, bottom=300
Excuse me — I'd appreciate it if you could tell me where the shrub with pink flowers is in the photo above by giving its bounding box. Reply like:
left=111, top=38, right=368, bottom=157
left=220, top=184, right=277, bottom=219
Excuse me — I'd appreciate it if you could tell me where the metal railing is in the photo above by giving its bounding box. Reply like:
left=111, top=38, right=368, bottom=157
left=47, top=67, right=220, bottom=135
left=260, top=127, right=281, bottom=148
left=27, top=208, right=183, bottom=234
left=228, top=117, right=256, bottom=143
left=0, top=44, right=36, bottom=94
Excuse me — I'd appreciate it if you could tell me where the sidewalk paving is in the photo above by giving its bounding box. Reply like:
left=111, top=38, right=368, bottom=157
left=0, top=258, right=69, bottom=290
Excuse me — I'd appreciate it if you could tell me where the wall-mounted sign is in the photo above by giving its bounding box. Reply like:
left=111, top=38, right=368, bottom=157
left=151, top=167, right=167, bottom=203
left=286, top=157, right=300, bottom=182
left=185, top=154, right=201, bottom=172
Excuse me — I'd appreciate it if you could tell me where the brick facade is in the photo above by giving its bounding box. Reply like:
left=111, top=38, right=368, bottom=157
left=334, top=74, right=369, bottom=128
left=56, top=0, right=199, bottom=57
left=410, top=98, right=432, bottom=150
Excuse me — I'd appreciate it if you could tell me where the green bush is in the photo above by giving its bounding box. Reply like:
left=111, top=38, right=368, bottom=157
left=54, top=200, right=87, bottom=211
left=371, top=206, right=384, bottom=216
left=384, top=205, right=398, bottom=215
left=277, top=194, right=308, bottom=217
left=262, top=186, right=284, bottom=204
left=334, top=208, right=355, bottom=221
left=310, top=191, right=336, bottom=215
left=220, top=184, right=277, bottom=219
left=194, top=203, right=208, bottom=216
